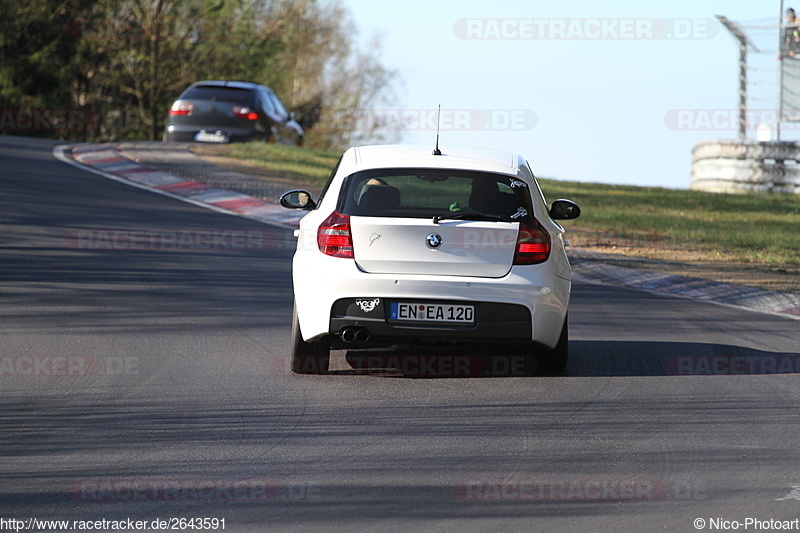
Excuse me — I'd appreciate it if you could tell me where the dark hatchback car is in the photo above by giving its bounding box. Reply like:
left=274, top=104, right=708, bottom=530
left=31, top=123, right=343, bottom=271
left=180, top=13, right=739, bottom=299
left=163, top=81, right=304, bottom=145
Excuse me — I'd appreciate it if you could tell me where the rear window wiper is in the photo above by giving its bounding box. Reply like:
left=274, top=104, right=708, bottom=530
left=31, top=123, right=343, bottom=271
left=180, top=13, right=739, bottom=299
left=432, top=213, right=510, bottom=224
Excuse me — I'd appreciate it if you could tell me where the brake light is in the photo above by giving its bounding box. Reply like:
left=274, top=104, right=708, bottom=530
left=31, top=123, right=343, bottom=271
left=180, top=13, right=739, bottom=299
left=513, top=218, right=551, bottom=265
left=232, top=106, right=259, bottom=120
left=168, top=101, right=193, bottom=116
left=318, top=211, right=353, bottom=258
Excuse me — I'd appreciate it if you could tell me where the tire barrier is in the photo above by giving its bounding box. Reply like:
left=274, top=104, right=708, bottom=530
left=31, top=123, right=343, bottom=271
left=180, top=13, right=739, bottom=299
left=691, top=139, right=800, bottom=194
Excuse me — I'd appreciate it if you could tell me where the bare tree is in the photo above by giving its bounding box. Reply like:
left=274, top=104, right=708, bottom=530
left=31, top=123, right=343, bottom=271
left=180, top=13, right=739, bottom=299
left=6, top=0, right=399, bottom=144
left=260, top=0, right=400, bottom=149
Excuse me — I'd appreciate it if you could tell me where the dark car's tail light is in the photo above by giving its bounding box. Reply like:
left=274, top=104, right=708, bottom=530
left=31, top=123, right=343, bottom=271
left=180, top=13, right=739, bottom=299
left=168, top=101, right=193, bottom=116
left=513, top=218, right=551, bottom=265
left=318, top=211, right=353, bottom=258
left=232, top=106, right=259, bottom=120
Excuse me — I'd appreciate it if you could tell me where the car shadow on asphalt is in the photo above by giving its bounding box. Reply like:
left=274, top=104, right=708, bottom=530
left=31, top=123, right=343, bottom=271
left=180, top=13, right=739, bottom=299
left=566, top=340, right=800, bottom=378
left=325, top=341, right=800, bottom=379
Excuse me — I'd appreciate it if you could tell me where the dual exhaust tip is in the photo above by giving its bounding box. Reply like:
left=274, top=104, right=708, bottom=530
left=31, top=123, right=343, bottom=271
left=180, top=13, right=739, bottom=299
left=340, top=327, right=370, bottom=344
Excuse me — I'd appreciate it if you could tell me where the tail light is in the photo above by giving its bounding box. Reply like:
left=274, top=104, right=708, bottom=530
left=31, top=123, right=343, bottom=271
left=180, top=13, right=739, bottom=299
left=318, top=211, right=353, bottom=258
left=232, top=106, right=259, bottom=120
left=513, top=218, right=551, bottom=265
left=168, top=101, right=193, bottom=116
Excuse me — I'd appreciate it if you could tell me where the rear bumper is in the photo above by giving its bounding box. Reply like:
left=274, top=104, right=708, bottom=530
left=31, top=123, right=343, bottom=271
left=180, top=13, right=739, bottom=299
left=293, top=253, right=571, bottom=349
left=329, top=299, right=531, bottom=348
left=163, top=125, right=259, bottom=143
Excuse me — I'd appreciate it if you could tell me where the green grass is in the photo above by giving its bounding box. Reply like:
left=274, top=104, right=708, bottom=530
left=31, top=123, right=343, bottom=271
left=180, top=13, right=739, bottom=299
left=538, top=179, right=800, bottom=266
left=218, top=142, right=340, bottom=185
left=213, top=142, right=800, bottom=266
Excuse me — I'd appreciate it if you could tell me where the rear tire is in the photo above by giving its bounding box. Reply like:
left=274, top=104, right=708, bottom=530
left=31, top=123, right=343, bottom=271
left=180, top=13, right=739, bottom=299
left=291, top=305, right=330, bottom=374
left=532, top=314, right=568, bottom=372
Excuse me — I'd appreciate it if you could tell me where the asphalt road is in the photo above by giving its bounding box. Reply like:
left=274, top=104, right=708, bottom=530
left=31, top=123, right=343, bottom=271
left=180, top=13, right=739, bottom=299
left=1, top=135, right=799, bottom=533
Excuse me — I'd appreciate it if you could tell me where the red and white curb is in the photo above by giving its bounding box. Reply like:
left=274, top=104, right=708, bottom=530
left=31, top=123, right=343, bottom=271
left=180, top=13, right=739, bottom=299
left=53, top=143, right=304, bottom=230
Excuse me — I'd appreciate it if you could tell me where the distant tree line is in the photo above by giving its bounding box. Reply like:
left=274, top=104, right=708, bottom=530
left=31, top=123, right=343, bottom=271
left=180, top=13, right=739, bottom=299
left=0, top=0, right=398, bottom=149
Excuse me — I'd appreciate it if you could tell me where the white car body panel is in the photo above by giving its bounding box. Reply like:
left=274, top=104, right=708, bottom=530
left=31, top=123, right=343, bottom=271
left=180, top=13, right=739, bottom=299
left=351, top=218, right=518, bottom=277
left=289, top=144, right=574, bottom=350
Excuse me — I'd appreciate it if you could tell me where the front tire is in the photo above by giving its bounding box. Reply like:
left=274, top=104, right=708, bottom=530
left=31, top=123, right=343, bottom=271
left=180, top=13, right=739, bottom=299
left=532, top=314, right=568, bottom=372
left=291, top=305, right=330, bottom=374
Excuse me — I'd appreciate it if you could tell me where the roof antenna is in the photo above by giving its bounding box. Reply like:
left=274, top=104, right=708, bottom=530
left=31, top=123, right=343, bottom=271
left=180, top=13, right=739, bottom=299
left=432, top=104, right=442, bottom=155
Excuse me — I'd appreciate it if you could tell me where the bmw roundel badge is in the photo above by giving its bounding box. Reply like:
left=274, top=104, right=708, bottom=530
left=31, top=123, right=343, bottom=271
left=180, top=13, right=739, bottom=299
left=426, top=233, right=443, bottom=249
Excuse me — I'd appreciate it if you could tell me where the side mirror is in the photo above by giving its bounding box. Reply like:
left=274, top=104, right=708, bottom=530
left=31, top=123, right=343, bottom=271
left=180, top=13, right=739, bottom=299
left=280, top=189, right=316, bottom=210
left=549, top=199, right=581, bottom=220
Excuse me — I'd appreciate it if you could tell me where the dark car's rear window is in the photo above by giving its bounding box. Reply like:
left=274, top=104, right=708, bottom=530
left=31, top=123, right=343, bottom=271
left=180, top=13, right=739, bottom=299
left=179, top=86, right=254, bottom=105
left=338, top=168, right=532, bottom=221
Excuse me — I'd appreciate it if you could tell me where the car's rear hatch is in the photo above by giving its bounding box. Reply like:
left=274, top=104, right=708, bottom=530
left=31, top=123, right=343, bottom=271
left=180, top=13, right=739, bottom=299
left=350, top=218, right=518, bottom=277
left=339, top=168, right=533, bottom=279
left=170, top=85, right=257, bottom=131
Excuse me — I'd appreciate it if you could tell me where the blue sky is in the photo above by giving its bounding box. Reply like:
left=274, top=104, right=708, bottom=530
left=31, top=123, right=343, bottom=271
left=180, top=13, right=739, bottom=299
left=342, top=0, right=787, bottom=189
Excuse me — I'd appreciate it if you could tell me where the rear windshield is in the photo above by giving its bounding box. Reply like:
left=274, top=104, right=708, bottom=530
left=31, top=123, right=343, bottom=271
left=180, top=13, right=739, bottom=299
left=179, top=86, right=254, bottom=105
left=338, top=169, right=532, bottom=221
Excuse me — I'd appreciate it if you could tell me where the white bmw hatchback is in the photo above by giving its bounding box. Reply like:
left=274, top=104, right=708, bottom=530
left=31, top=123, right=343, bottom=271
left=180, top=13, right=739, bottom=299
left=280, top=144, right=580, bottom=375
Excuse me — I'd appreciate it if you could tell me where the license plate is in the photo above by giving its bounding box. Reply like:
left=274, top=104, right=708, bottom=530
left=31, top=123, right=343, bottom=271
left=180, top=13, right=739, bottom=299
left=389, top=302, right=475, bottom=324
left=195, top=130, right=229, bottom=143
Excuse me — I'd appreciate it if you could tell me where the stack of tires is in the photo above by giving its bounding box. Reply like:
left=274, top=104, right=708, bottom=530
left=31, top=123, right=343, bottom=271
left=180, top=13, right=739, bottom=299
left=691, top=139, right=800, bottom=194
